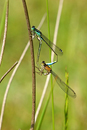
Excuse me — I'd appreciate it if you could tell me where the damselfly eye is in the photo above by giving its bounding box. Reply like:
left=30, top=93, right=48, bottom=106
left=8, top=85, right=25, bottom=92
left=31, top=26, right=35, bottom=31
left=42, top=61, right=45, bottom=64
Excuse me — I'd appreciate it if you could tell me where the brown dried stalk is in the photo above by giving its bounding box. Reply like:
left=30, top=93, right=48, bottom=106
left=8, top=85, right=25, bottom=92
left=22, top=0, right=36, bottom=130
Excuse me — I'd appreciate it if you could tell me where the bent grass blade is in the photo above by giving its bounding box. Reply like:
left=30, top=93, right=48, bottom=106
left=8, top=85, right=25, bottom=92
left=0, top=61, right=18, bottom=83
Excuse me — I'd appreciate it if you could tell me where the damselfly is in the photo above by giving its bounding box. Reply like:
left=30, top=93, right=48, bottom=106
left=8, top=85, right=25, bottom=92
left=36, top=61, right=76, bottom=98
left=31, top=26, right=63, bottom=65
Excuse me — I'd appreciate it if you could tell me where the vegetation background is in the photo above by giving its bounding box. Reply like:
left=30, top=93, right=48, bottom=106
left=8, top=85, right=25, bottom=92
left=0, top=0, right=87, bottom=130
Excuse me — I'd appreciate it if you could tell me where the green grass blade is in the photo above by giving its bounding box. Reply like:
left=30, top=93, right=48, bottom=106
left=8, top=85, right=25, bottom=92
left=36, top=80, right=54, bottom=130
left=46, top=0, right=50, bottom=41
left=64, top=68, right=69, bottom=130
left=46, top=0, right=55, bottom=129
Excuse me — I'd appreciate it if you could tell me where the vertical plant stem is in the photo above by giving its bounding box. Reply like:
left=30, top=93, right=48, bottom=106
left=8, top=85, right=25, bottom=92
left=64, top=68, right=69, bottom=130
left=46, top=0, right=50, bottom=40
left=46, top=0, right=55, bottom=129
left=22, top=0, right=36, bottom=130
left=0, top=0, right=8, bottom=41
left=36, top=76, right=54, bottom=130
left=51, top=76, right=55, bottom=130
left=0, top=0, right=9, bottom=65
left=51, top=0, right=64, bottom=61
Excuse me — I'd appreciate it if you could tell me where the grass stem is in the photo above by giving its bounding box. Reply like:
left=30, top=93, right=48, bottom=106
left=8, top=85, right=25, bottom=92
left=0, top=0, right=9, bottom=65
left=22, top=0, right=36, bottom=129
left=64, top=68, right=69, bottom=130
left=46, top=0, right=55, bottom=129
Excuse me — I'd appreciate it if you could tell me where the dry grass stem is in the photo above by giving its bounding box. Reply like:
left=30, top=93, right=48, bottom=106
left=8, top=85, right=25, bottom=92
left=0, top=0, right=9, bottom=65
left=0, top=61, right=18, bottom=83
left=22, top=1, right=36, bottom=129
left=51, top=0, right=64, bottom=61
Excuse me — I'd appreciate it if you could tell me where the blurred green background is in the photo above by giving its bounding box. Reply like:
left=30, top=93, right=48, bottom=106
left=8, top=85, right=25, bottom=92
left=0, top=0, right=87, bottom=130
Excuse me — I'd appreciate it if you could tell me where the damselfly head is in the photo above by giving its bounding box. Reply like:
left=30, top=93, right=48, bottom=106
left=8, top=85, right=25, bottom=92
left=31, top=26, right=35, bottom=31
left=41, top=61, right=45, bottom=66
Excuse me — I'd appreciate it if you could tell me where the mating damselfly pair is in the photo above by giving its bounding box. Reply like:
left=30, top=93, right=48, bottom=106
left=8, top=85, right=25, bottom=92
left=31, top=26, right=76, bottom=98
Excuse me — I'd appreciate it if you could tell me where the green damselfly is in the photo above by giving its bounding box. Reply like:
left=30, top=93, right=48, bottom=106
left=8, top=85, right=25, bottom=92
left=31, top=26, right=63, bottom=65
